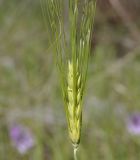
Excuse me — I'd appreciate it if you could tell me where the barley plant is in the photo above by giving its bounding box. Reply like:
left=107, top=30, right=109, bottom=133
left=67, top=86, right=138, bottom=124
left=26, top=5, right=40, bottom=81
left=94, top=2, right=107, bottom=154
left=41, top=0, right=96, bottom=159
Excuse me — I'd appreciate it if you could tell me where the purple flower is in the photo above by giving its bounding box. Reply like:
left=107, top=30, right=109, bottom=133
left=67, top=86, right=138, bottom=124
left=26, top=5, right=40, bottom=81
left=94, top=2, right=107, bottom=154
left=10, top=124, right=35, bottom=154
left=127, top=113, right=140, bottom=135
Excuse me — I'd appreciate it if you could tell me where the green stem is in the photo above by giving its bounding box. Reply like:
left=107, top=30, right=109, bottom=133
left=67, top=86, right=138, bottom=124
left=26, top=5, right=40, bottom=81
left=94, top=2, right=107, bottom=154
left=74, top=147, right=78, bottom=160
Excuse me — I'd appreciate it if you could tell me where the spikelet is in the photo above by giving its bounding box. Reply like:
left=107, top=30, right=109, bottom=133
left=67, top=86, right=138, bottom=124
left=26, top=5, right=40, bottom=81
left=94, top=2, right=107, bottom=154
left=67, top=60, right=82, bottom=148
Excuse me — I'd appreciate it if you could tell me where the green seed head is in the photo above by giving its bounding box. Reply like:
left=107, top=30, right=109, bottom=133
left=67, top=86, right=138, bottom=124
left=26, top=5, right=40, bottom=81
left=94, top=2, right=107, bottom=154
left=67, top=60, right=82, bottom=146
left=42, top=0, right=96, bottom=150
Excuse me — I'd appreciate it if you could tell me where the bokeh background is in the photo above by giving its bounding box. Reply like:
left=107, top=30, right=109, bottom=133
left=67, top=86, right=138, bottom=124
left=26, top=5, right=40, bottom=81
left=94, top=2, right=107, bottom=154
left=0, top=0, right=140, bottom=159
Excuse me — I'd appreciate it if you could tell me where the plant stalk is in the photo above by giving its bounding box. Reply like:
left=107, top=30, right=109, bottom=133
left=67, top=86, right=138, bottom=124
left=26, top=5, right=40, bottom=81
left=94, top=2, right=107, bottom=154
left=74, top=147, right=78, bottom=160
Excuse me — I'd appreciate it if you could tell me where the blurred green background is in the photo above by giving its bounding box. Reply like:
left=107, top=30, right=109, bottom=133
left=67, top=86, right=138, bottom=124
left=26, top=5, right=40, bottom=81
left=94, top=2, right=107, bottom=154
left=0, top=0, right=140, bottom=159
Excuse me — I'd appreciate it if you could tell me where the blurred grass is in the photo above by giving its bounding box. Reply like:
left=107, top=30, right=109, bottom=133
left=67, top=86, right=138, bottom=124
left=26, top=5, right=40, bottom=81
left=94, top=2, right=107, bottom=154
left=0, top=0, right=140, bottom=160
